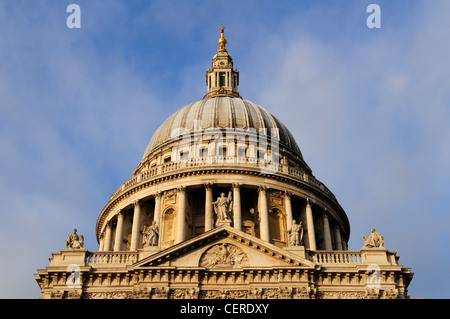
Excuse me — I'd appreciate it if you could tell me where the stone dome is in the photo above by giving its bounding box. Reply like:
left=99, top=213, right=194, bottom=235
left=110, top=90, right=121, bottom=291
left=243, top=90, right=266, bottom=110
left=95, top=27, right=350, bottom=254
left=142, top=97, right=304, bottom=162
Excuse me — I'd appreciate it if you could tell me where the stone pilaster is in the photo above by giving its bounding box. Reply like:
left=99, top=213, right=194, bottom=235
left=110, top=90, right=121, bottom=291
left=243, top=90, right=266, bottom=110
left=176, top=186, right=187, bottom=244
left=114, top=211, right=124, bottom=251
left=154, top=192, right=162, bottom=228
left=305, top=199, right=316, bottom=250
left=204, top=183, right=213, bottom=231
left=232, top=183, right=242, bottom=231
left=333, top=224, right=343, bottom=250
left=258, top=186, right=270, bottom=242
left=322, top=209, right=333, bottom=250
left=130, top=200, right=142, bottom=251
left=285, top=191, right=293, bottom=229
left=103, top=221, right=112, bottom=251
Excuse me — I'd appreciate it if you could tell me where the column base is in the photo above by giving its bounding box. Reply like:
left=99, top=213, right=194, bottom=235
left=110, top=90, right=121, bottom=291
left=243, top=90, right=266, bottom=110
left=49, top=249, right=88, bottom=267
left=138, top=246, right=161, bottom=260
left=283, top=246, right=306, bottom=258
left=216, top=219, right=232, bottom=227
left=361, top=248, right=390, bottom=265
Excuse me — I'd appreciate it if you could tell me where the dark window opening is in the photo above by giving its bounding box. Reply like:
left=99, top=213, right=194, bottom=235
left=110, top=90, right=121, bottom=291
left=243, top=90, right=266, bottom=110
left=219, top=73, right=225, bottom=87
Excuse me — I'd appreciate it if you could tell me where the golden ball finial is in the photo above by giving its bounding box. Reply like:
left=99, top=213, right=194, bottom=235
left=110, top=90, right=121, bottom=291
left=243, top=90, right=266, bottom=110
left=218, top=26, right=227, bottom=53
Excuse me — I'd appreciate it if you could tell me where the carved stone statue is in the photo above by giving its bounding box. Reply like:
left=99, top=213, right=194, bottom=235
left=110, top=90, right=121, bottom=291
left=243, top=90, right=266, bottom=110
left=285, top=220, right=303, bottom=246
left=65, top=228, right=84, bottom=249
left=213, top=191, right=232, bottom=223
left=142, top=221, right=159, bottom=247
left=362, top=228, right=384, bottom=248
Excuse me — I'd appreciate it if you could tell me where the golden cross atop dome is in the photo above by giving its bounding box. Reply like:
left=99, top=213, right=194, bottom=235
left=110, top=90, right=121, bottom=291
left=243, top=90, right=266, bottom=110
left=217, top=26, right=227, bottom=53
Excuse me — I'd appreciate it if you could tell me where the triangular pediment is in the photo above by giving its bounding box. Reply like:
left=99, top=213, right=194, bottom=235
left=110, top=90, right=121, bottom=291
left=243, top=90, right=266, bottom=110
left=133, top=225, right=315, bottom=269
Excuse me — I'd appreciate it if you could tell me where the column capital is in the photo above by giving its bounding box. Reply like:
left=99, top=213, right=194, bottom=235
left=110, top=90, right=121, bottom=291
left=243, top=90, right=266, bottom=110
left=258, top=185, right=267, bottom=193
left=284, top=190, right=292, bottom=199
left=177, top=185, right=186, bottom=193
left=232, top=182, right=241, bottom=190
left=204, top=182, right=213, bottom=190
left=133, top=199, right=141, bottom=206
left=154, top=191, right=162, bottom=199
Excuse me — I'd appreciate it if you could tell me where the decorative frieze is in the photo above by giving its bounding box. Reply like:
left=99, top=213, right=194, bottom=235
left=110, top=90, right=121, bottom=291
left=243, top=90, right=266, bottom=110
left=82, top=291, right=132, bottom=299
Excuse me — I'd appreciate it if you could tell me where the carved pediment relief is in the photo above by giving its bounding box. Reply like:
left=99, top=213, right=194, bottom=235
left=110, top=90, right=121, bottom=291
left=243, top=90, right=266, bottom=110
left=133, top=225, right=315, bottom=269
left=199, top=243, right=249, bottom=268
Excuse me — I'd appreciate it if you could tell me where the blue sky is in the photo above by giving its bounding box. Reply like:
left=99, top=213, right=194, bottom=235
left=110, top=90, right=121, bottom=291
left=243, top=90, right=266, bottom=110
left=0, top=0, right=449, bottom=298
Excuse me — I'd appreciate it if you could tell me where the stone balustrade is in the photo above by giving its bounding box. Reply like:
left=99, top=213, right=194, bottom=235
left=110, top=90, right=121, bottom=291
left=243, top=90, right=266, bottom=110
left=309, top=251, right=363, bottom=265
left=108, top=158, right=335, bottom=203
left=78, top=249, right=396, bottom=269
left=84, top=250, right=363, bottom=268
left=86, top=251, right=138, bottom=267
left=55, top=249, right=398, bottom=268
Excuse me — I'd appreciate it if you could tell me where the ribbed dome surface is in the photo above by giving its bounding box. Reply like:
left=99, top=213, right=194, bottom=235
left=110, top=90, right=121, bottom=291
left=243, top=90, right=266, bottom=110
left=142, top=97, right=303, bottom=160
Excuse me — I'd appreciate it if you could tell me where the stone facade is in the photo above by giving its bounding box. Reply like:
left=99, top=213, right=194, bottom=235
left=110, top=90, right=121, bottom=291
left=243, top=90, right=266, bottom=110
left=35, top=27, right=413, bottom=299
left=35, top=226, right=412, bottom=299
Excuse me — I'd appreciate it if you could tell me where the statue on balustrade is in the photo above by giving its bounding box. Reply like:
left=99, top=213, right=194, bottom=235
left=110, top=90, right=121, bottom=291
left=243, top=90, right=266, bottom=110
left=213, top=191, right=233, bottom=224
left=142, top=221, right=159, bottom=246
left=65, top=228, right=84, bottom=249
left=285, top=220, right=303, bottom=246
left=362, top=228, right=384, bottom=248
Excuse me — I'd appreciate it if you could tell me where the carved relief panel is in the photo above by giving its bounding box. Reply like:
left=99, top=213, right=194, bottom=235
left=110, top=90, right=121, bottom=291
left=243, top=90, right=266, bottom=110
left=199, top=243, right=249, bottom=268
left=162, top=208, right=175, bottom=248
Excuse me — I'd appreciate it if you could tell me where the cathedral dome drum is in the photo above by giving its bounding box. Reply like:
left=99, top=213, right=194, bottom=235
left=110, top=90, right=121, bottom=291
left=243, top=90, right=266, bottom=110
left=95, top=27, right=350, bottom=253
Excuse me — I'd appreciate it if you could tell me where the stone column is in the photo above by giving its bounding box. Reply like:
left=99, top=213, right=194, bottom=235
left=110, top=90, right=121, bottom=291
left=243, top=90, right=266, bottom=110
left=322, top=209, right=333, bottom=250
left=114, top=211, right=124, bottom=251
left=285, top=191, right=293, bottom=229
left=305, top=199, right=316, bottom=250
left=176, top=186, right=186, bottom=244
left=299, top=205, right=309, bottom=248
left=204, top=183, right=213, bottom=231
left=232, top=183, right=242, bottom=231
left=333, top=224, right=343, bottom=250
left=342, top=237, right=348, bottom=250
left=258, top=186, right=270, bottom=242
left=154, top=192, right=162, bottom=228
left=130, top=200, right=142, bottom=251
left=103, top=221, right=112, bottom=251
